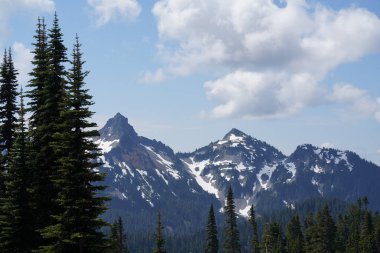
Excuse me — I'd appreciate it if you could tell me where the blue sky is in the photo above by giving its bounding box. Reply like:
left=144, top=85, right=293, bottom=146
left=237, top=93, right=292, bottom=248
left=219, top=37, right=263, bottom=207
left=1, top=0, right=380, bottom=164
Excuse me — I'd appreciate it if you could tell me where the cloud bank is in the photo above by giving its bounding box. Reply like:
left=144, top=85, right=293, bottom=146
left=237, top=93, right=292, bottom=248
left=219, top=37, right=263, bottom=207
left=87, top=0, right=141, bottom=26
left=151, top=0, right=380, bottom=120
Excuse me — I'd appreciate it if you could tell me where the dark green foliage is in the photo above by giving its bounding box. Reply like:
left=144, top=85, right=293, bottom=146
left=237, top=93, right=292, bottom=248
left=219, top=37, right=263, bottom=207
left=109, top=217, right=130, bottom=253
left=205, top=204, right=218, bottom=253
left=223, top=186, right=241, bottom=253
left=335, top=215, right=348, bottom=253
left=38, top=35, right=108, bottom=252
left=154, top=211, right=166, bottom=253
left=27, top=16, right=58, bottom=247
left=0, top=90, right=33, bottom=252
left=0, top=49, right=19, bottom=154
left=261, top=222, right=284, bottom=253
left=286, top=215, right=304, bottom=253
left=249, top=205, right=260, bottom=253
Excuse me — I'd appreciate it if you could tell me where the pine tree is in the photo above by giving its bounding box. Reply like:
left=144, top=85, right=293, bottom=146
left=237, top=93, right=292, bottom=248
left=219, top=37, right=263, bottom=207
left=0, top=89, right=33, bottom=252
left=303, top=213, right=317, bottom=253
left=109, top=217, right=130, bottom=253
left=205, top=204, right=218, bottom=253
left=223, top=186, right=241, bottom=253
left=27, top=17, right=55, bottom=248
left=286, top=215, right=304, bottom=253
left=311, top=205, right=336, bottom=253
left=154, top=211, right=166, bottom=253
left=262, top=222, right=284, bottom=253
left=249, top=205, right=260, bottom=253
left=38, top=35, right=108, bottom=252
left=359, top=209, right=376, bottom=253
left=335, top=215, right=348, bottom=253
left=0, top=48, right=19, bottom=155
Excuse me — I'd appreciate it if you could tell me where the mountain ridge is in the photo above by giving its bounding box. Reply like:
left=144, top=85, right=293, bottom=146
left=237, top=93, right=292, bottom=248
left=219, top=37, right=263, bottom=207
left=97, top=113, right=380, bottom=230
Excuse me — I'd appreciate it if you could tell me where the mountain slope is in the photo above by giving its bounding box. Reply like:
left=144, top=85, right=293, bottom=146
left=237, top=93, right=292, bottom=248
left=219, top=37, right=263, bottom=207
left=96, top=113, right=380, bottom=231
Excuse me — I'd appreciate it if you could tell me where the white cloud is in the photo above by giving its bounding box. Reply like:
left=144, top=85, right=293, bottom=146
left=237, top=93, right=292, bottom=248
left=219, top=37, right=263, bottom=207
left=0, top=0, right=54, bottom=45
left=151, top=0, right=380, bottom=119
left=12, top=42, right=33, bottom=86
left=330, top=83, right=380, bottom=122
left=140, top=68, right=166, bottom=84
left=320, top=142, right=335, bottom=149
left=87, top=0, right=141, bottom=26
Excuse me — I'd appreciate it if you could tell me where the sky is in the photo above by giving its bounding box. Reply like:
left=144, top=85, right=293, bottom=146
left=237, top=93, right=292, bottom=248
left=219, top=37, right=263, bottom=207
left=1, top=0, right=380, bottom=164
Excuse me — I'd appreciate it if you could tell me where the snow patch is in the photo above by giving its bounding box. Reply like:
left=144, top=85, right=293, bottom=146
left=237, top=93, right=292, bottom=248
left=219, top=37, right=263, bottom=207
left=257, top=163, right=277, bottom=190
left=239, top=205, right=251, bottom=217
left=183, top=158, right=220, bottom=198
left=95, top=139, right=119, bottom=153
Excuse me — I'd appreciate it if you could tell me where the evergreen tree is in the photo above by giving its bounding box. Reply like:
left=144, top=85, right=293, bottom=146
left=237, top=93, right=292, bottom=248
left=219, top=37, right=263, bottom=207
left=303, top=213, right=317, bottom=253
left=0, top=89, right=33, bottom=252
left=223, top=186, right=241, bottom=253
left=38, top=35, right=108, bottom=252
left=0, top=48, right=19, bottom=155
left=27, top=17, right=55, bottom=248
left=205, top=204, right=218, bottom=253
left=374, top=216, right=380, bottom=252
left=359, top=209, right=376, bottom=253
left=286, top=215, right=304, bottom=253
left=249, top=205, right=260, bottom=253
left=309, top=205, right=336, bottom=253
left=154, top=211, right=166, bottom=253
left=335, top=215, right=348, bottom=253
left=346, top=199, right=363, bottom=253
left=262, top=222, right=284, bottom=253
left=109, top=217, right=130, bottom=253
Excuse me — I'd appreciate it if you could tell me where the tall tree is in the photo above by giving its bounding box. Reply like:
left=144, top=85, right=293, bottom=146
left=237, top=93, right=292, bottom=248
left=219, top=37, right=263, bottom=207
left=154, top=211, right=166, bottom=253
left=262, top=222, right=285, bottom=253
left=38, top=35, right=108, bottom=252
left=249, top=205, right=260, bottom=253
left=205, top=204, right=218, bottom=253
left=0, top=48, right=19, bottom=155
left=27, top=17, right=55, bottom=248
left=109, top=217, right=130, bottom=253
left=0, top=89, right=33, bottom=252
left=286, top=215, right=304, bottom=253
left=223, top=186, right=241, bottom=253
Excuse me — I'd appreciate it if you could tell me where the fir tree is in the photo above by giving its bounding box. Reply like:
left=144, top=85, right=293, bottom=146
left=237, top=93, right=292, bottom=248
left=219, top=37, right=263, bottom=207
left=26, top=17, right=55, bottom=248
left=0, top=89, right=33, bottom=252
left=335, top=215, right=348, bottom=253
left=303, top=213, right=317, bottom=253
left=262, top=222, right=284, bottom=253
left=223, top=186, right=241, bottom=253
left=38, top=35, right=108, bottom=252
left=109, top=217, right=130, bottom=253
left=286, top=215, right=304, bottom=253
left=154, top=211, right=166, bottom=253
left=205, top=204, right=218, bottom=253
left=0, top=48, right=19, bottom=155
left=249, top=205, right=260, bottom=253
left=359, top=209, right=376, bottom=253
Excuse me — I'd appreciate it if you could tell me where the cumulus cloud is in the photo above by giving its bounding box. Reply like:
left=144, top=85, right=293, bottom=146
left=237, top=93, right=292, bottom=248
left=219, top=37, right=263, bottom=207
left=12, top=42, right=33, bottom=86
left=330, top=83, right=380, bottom=122
left=0, top=0, right=54, bottom=45
left=151, top=0, right=380, bottom=119
left=140, top=68, right=166, bottom=84
left=87, top=0, right=141, bottom=26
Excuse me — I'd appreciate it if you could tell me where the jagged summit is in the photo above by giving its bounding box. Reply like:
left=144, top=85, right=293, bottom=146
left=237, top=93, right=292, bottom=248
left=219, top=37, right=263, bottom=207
left=98, top=112, right=138, bottom=141
left=223, top=128, right=248, bottom=140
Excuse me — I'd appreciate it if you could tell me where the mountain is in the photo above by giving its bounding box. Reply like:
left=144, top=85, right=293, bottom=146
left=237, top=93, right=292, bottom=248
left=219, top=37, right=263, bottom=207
left=95, top=113, right=219, bottom=233
left=96, top=113, right=380, bottom=231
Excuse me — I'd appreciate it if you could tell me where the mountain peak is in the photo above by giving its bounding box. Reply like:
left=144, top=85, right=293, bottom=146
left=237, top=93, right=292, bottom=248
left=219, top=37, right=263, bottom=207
left=223, top=128, right=248, bottom=141
left=99, top=113, right=138, bottom=140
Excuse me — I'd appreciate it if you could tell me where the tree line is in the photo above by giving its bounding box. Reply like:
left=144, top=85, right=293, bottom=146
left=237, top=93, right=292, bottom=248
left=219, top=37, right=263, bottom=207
left=146, top=188, right=380, bottom=253
left=0, top=13, right=109, bottom=252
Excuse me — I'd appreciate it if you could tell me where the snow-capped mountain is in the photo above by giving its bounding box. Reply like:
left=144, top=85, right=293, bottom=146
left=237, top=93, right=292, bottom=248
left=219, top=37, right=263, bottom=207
left=97, top=113, right=380, bottom=229
left=95, top=113, right=218, bottom=231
